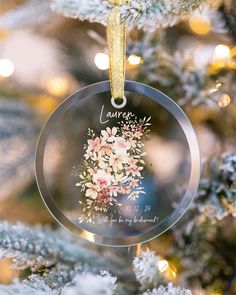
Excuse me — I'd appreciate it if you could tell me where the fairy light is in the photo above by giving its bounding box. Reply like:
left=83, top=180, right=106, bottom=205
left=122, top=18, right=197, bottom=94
left=218, top=93, right=231, bottom=108
left=158, top=259, right=169, bottom=273
left=230, top=46, right=236, bottom=57
left=94, top=53, right=109, bottom=70
left=168, top=267, right=177, bottom=279
left=165, top=264, right=177, bottom=280
left=0, top=58, right=14, bottom=78
left=227, top=60, right=236, bottom=69
left=45, top=77, right=69, bottom=97
left=214, top=44, right=230, bottom=60
left=189, top=15, right=211, bottom=35
left=136, top=243, right=142, bottom=256
left=35, top=95, right=58, bottom=114
left=128, top=54, right=142, bottom=65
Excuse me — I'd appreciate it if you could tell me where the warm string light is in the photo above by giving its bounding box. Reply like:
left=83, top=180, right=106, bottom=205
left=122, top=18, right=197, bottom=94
left=136, top=243, right=142, bottom=256
left=209, top=44, right=236, bottom=73
left=33, top=95, right=58, bottom=114
left=166, top=265, right=177, bottom=280
left=158, top=259, right=169, bottom=273
left=218, top=93, right=231, bottom=108
left=0, top=58, right=14, bottom=78
left=94, top=53, right=109, bottom=70
left=230, top=46, right=236, bottom=57
left=189, top=14, right=211, bottom=35
left=43, top=76, right=69, bottom=97
left=128, top=54, right=142, bottom=65
left=94, top=52, right=142, bottom=70
left=133, top=243, right=177, bottom=279
left=214, top=44, right=230, bottom=60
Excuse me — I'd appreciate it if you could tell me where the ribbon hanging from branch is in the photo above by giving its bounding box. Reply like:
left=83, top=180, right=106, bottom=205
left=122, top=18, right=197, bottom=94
left=107, top=0, right=130, bottom=104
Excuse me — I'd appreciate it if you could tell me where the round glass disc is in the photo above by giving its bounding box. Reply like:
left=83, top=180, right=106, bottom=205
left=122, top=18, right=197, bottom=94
left=35, top=81, right=200, bottom=246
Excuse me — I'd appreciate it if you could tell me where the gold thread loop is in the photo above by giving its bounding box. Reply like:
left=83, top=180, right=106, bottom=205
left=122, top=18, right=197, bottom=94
left=107, top=1, right=127, bottom=102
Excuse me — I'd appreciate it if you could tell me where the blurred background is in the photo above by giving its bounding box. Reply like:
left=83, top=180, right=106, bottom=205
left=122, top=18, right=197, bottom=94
left=0, top=1, right=236, bottom=294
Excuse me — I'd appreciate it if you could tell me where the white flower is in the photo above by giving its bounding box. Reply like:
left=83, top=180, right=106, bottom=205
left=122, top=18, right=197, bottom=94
left=93, top=169, right=112, bottom=186
left=113, top=137, right=131, bottom=155
left=143, top=283, right=192, bottom=295
left=62, top=271, right=117, bottom=295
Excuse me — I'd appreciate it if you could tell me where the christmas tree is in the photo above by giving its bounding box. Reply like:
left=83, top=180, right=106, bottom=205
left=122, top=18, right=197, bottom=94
left=0, top=0, right=235, bottom=294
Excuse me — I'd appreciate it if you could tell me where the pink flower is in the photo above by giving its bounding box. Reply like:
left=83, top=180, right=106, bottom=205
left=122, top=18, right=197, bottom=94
left=100, top=142, right=112, bottom=156
left=109, top=154, right=125, bottom=172
left=119, top=186, right=131, bottom=194
left=126, top=165, right=143, bottom=177
left=113, top=137, right=131, bottom=155
left=130, top=178, right=139, bottom=188
left=101, top=127, right=117, bottom=142
left=96, top=188, right=111, bottom=205
left=87, top=137, right=101, bottom=152
left=129, top=139, right=137, bottom=148
left=133, top=127, right=144, bottom=139
left=131, top=166, right=143, bottom=177
left=129, top=157, right=138, bottom=167
left=93, top=169, right=112, bottom=186
left=85, top=183, right=99, bottom=199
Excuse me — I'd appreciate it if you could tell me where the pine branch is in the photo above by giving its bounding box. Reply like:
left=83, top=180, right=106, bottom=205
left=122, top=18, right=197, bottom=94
left=0, top=0, right=52, bottom=30
left=50, top=0, right=206, bottom=30
left=0, top=99, right=35, bottom=199
left=142, top=283, right=192, bottom=295
left=0, top=223, right=198, bottom=294
left=197, top=152, right=236, bottom=220
left=0, top=275, right=57, bottom=295
left=61, top=271, right=117, bottom=295
left=0, top=221, right=109, bottom=271
left=128, top=30, right=234, bottom=107
left=169, top=153, right=236, bottom=290
left=133, top=251, right=165, bottom=291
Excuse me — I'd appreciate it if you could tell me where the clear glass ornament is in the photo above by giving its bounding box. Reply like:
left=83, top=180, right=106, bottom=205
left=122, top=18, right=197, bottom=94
left=35, top=81, right=200, bottom=246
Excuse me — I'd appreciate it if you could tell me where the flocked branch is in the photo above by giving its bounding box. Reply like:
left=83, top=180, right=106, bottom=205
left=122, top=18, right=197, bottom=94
left=50, top=0, right=206, bottom=30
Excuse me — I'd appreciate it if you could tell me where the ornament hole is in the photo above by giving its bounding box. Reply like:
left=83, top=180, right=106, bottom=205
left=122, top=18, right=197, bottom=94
left=111, top=96, right=127, bottom=109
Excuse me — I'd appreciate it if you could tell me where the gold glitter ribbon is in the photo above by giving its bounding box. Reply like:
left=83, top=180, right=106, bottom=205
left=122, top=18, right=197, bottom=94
left=107, top=0, right=129, bottom=100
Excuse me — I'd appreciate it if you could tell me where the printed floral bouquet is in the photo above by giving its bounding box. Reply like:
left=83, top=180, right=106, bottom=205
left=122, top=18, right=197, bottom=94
left=73, top=116, right=151, bottom=223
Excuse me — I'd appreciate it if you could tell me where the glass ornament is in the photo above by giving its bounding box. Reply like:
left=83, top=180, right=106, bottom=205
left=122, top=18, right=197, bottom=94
left=35, top=81, right=200, bottom=246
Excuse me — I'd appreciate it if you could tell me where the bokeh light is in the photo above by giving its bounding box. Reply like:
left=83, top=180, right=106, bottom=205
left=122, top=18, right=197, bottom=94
left=218, top=93, right=231, bottom=108
left=158, top=259, right=169, bottom=273
left=214, top=44, right=230, bottom=60
left=0, top=58, right=14, bottom=78
left=94, top=53, right=109, bottom=70
left=128, top=54, right=142, bottom=65
left=189, top=15, right=211, bottom=35
left=44, top=77, right=69, bottom=97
